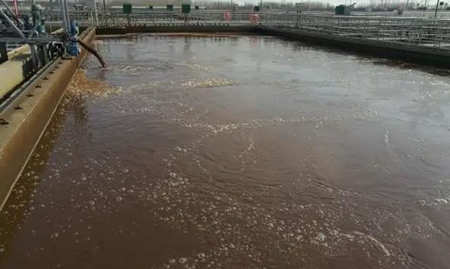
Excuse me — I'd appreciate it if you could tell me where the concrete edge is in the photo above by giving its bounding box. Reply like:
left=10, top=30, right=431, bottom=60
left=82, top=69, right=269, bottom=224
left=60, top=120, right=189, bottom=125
left=96, top=25, right=256, bottom=35
left=96, top=24, right=450, bottom=68
left=257, top=26, right=450, bottom=68
left=0, top=28, right=96, bottom=211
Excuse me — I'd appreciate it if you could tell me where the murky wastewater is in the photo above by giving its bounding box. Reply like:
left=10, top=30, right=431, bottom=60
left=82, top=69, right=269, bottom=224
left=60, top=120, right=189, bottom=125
left=1, top=34, right=450, bottom=269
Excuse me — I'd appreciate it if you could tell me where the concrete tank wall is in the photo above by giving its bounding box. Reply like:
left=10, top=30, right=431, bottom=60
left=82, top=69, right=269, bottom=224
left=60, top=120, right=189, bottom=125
left=255, top=26, right=450, bottom=68
left=0, top=28, right=96, bottom=210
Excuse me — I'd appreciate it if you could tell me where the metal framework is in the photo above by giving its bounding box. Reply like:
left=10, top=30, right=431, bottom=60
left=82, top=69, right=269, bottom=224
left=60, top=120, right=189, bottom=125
left=0, top=0, right=67, bottom=66
left=0, top=0, right=68, bottom=106
left=264, top=13, right=450, bottom=49
left=78, top=10, right=450, bottom=50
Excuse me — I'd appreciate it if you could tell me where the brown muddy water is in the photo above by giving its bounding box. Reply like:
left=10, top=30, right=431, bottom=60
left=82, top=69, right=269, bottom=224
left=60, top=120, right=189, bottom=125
left=1, top=34, right=450, bottom=269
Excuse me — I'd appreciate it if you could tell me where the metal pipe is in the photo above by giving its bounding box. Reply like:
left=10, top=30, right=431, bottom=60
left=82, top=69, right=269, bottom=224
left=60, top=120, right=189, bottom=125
left=0, top=0, right=15, bottom=17
left=0, top=0, right=20, bottom=24
left=0, top=8, right=25, bottom=39
left=77, top=38, right=105, bottom=67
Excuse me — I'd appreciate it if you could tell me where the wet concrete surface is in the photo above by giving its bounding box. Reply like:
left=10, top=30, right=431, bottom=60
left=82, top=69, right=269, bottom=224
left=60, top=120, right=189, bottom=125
left=1, top=34, right=450, bottom=269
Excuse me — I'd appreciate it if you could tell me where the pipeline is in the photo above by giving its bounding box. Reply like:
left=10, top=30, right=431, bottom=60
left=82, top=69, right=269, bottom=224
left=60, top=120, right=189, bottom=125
left=76, top=38, right=106, bottom=68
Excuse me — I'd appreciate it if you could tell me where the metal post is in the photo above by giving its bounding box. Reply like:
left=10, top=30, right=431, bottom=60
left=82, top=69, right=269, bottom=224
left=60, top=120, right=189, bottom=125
left=59, top=0, right=67, bottom=32
left=103, top=0, right=106, bottom=12
left=93, top=0, right=98, bottom=26
left=434, top=0, right=439, bottom=18
left=29, top=44, right=39, bottom=71
left=64, top=0, right=71, bottom=32
left=60, top=0, right=69, bottom=33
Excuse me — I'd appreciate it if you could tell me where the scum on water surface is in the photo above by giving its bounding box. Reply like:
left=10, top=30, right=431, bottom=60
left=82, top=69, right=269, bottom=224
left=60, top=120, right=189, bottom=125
left=1, top=34, right=450, bottom=269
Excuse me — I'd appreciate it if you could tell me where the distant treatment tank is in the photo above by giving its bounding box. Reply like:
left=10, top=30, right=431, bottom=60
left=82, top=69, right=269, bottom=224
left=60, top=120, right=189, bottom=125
left=335, top=3, right=356, bottom=15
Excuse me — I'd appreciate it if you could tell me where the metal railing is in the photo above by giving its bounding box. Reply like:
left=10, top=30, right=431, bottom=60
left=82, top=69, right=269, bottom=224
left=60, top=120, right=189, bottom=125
left=96, top=10, right=258, bottom=26
left=262, top=13, right=450, bottom=49
left=49, top=9, right=450, bottom=50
